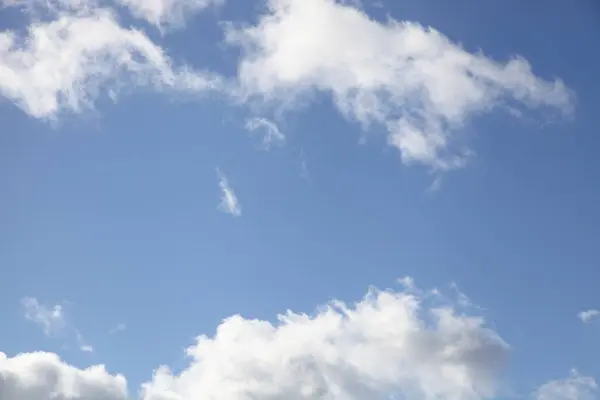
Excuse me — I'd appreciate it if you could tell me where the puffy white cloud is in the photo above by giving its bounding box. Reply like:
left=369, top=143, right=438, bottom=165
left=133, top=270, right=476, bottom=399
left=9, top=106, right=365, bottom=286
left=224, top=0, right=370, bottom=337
left=217, top=168, right=241, bottom=217
left=0, top=352, right=128, bottom=400
left=21, top=297, right=65, bottom=337
left=0, top=9, right=221, bottom=119
left=10, top=280, right=598, bottom=400
left=534, top=370, right=597, bottom=400
left=577, top=310, right=599, bottom=323
left=245, top=117, right=285, bottom=148
left=140, top=279, right=508, bottom=400
left=227, top=0, right=574, bottom=170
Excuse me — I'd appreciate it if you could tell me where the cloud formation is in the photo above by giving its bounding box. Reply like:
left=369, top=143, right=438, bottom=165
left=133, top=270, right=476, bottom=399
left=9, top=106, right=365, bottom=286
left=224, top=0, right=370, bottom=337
left=534, top=370, right=597, bottom=400
left=217, top=169, right=241, bottom=216
left=4, top=279, right=597, bottom=400
left=0, top=352, right=127, bottom=400
left=245, top=117, right=285, bottom=148
left=578, top=310, right=599, bottom=323
left=227, top=0, right=574, bottom=170
left=0, top=8, right=221, bottom=119
left=0, top=0, right=574, bottom=173
left=21, top=297, right=65, bottom=337
left=140, top=279, right=508, bottom=400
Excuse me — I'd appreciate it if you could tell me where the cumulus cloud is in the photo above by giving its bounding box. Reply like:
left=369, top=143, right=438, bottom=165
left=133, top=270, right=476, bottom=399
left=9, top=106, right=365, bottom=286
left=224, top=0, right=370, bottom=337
left=227, top=0, right=574, bottom=170
left=534, top=370, right=597, bottom=400
left=217, top=168, right=241, bottom=216
left=578, top=310, right=599, bottom=323
left=245, top=117, right=285, bottom=148
left=0, top=8, right=221, bottom=119
left=0, top=352, right=128, bottom=400
left=21, top=297, right=65, bottom=337
left=140, top=278, right=508, bottom=400
left=8, top=280, right=597, bottom=400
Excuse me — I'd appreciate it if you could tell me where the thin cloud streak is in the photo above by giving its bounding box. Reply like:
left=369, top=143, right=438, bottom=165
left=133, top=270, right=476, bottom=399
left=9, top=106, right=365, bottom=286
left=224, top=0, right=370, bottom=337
left=217, top=168, right=241, bottom=217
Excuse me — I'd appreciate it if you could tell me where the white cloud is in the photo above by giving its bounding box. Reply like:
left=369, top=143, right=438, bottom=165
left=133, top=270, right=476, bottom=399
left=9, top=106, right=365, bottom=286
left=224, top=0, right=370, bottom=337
left=116, top=0, right=223, bottom=29
left=0, top=352, right=128, bottom=400
left=140, top=278, right=508, bottom=400
left=535, top=370, right=597, bottom=400
left=21, top=297, right=65, bottom=337
left=0, top=8, right=221, bottom=119
left=245, top=117, right=285, bottom=148
left=227, top=0, right=574, bottom=170
left=217, top=168, right=241, bottom=217
left=578, top=310, right=599, bottom=323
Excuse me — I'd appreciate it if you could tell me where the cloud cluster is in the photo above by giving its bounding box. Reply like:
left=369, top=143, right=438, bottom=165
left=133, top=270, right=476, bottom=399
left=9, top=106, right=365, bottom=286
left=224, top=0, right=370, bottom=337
left=227, top=0, right=573, bottom=169
left=4, top=279, right=514, bottom=400
left=0, top=0, right=575, bottom=170
left=5, top=279, right=597, bottom=399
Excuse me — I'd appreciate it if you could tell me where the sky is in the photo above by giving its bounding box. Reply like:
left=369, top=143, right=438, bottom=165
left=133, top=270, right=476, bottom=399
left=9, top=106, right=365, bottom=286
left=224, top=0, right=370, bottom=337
left=1, top=0, right=600, bottom=399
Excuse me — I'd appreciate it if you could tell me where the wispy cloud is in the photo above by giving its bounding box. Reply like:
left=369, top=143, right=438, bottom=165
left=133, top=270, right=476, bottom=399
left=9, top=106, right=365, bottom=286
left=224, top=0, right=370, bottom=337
left=535, top=370, right=597, bottom=400
left=76, top=330, right=94, bottom=353
left=117, top=0, right=223, bottom=30
left=109, top=323, right=127, bottom=334
left=216, top=169, right=241, bottom=217
left=578, top=309, right=599, bottom=323
left=0, top=6, right=221, bottom=120
left=244, top=117, right=285, bottom=148
left=21, top=297, right=65, bottom=337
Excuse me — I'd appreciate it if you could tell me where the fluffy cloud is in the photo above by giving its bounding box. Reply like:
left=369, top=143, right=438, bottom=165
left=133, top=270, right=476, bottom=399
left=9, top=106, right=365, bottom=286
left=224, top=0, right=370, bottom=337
left=0, top=8, right=221, bottom=119
left=140, top=279, right=508, bottom=400
left=227, top=0, right=574, bottom=170
left=217, top=168, right=241, bottom=216
left=577, top=310, right=599, bottom=323
left=534, top=370, right=597, bottom=400
left=245, top=117, right=285, bottom=148
left=21, top=297, right=65, bottom=337
left=0, top=352, right=127, bottom=400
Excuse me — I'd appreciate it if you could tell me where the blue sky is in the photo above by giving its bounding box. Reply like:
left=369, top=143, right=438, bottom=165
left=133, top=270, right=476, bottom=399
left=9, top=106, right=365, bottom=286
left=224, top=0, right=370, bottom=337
left=1, top=0, right=600, bottom=399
